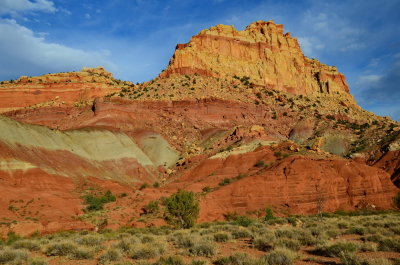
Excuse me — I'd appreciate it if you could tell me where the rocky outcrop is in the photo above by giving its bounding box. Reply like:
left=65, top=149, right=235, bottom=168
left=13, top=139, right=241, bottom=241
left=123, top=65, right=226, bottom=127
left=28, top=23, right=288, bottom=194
left=173, top=145, right=398, bottom=221
left=0, top=115, right=179, bottom=182
left=160, top=20, right=350, bottom=97
left=0, top=67, right=125, bottom=113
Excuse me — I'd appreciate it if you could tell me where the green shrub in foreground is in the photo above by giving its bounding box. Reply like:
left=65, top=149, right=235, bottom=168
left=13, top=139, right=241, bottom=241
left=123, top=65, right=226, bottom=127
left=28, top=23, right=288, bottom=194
left=164, top=190, right=199, bottom=229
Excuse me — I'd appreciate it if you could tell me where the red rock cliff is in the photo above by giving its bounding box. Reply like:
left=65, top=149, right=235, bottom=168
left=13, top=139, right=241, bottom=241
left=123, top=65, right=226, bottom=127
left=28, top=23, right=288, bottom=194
left=160, top=20, right=349, bottom=96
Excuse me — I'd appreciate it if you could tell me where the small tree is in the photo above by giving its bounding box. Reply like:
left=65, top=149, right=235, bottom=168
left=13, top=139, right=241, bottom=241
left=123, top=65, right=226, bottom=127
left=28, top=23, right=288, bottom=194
left=164, top=190, right=199, bottom=228
left=394, top=192, right=400, bottom=209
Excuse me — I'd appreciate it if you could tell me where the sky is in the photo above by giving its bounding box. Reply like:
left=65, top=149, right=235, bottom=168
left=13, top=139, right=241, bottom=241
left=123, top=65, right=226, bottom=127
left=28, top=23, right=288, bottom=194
left=0, top=0, right=399, bottom=120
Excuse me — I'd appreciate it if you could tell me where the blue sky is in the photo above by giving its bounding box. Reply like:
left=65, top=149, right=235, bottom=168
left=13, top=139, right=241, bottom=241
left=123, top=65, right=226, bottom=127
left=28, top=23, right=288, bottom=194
left=0, top=0, right=399, bottom=120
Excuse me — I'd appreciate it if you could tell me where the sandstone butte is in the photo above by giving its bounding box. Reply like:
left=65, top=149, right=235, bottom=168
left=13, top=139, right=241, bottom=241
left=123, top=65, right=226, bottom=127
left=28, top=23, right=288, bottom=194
left=0, top=20, right=399, bottom=236
left=160, top=20, right=349, bottom=97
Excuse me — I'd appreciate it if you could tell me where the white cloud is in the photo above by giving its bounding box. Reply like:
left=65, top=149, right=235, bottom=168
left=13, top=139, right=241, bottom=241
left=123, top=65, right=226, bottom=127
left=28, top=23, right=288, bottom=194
left=0, top=19, right=115, bottom=80
left=357, top=74, right=383, bottom=85
left=0, top=0, right=56, bottom=16
left=297, top=37, right=324, bottom=57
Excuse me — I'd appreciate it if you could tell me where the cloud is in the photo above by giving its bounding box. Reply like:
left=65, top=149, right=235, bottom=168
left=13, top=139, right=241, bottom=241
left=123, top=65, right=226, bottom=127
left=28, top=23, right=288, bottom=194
left=0, top=19, right=115, bottom=80
left=358, top=58, right=400, bottom=120
left=0, top=0, right=56, bottom=16
left=357, top=74, right=383, bottom=85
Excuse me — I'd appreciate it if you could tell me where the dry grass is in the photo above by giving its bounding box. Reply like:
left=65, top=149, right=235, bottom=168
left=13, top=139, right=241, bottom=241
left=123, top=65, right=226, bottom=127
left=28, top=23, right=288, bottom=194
left=0, top=211, right=398, bottom=264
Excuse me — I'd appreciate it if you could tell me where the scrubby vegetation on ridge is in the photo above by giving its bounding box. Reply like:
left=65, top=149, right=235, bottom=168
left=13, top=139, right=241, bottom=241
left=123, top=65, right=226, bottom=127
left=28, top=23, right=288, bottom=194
left=0, top=211, right=399, bottom=264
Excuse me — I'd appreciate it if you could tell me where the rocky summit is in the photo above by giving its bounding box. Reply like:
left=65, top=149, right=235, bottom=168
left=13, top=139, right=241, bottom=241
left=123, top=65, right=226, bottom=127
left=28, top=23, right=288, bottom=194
left=0, top=20, right=399, bottom=236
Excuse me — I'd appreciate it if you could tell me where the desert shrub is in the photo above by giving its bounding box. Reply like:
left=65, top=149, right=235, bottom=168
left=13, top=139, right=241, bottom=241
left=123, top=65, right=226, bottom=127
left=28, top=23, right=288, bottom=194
left=254, top=160, right=265, bottom=167
left=139, top=183, right=149, bottom=190
left=274, top=238, right=301, bottom=251
left=129, top=242, right=165, bottom=259
left=263, top=248, right=298, bottom=265
left=172, top=233, right=196, bottom=248
left=394, top=192, right=400, bottom=209
left=364, top=258, right=392, bottom=265
left=253, top=235, right=274, bottom=251
left=0, top=249, right=27, bottom=264
left=140, top=235, right=155, bottom=243
left=28, top=259, right=48, bottom=265
left=153, top=256, right=185, bottom=265
left=338, top=251, right=362, bottom=265
left=213, top=232, right=231, bottom=242
left=12, top=240, right=40, bottom=251
left=83, top=190, right=116, bottom=211
left=219, top=178, right=232, bottom=186
left=231, top=229, right=251, bottom=239
left=98, top=249, right=121, bottom=264
left=188, top=240, right=216, bottom=257
left=346, top=226, right=367, bottom=235
left=232, top=216, right=254, bottom=227
left=190, top=260, right=208, bottom=265
left=377, top=237, right=400, bottom=251
left=214, top=252, right=254, bottom=265
left=316, top=241, right=359, bottom=257
left=164, top=190, right=199, bottom=229
left=115, top=238, right=134, bottom=253
left=359, top=242, right=377, bottom=252
left=264, top=208, right=275, bottom=221
left=143, top=201, right=160, bottom=214
left=75, top=235, right=103, bottom=246
left=70, top=247, right=93, bottom=260
left=6, top=232, right=21, bottom=245
left=44, top=241, right=77, bottom=256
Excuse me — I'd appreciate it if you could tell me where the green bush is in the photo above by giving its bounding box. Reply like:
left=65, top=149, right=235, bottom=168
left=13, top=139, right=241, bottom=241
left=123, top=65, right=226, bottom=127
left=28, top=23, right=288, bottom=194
left=45, top=241, right=77, bottom=256
left=263, top=248, right=298, bottom=265
left=253, top=236, right=274, bottom=251
left=213, top=232, right=231, bottom=242
left=129, top=243, right=165, bottom=259
left=231, top=229, right=251, bottom=239
left=317, top=241, right=359, bottom=257
left=28, top=259, right=48, bottom=265
left=219, top=178, right=232, bottom=186
left=83, top=190, right=116, bottom=211
left=274, top=238, right=301, bottom=251
left=338, top=251, right=362, bottom=265
left=254, top=160, right=265, bottom=167
left=0, top=249, right=27, bottom=264
left=153, top=256, right=185, bottom=265
left=12, top=240, right=40, bottom=251
left=75, top=235, right=103, bottom=246
left=188, top=239, right=216, bottom=257
left=214, top=253, right=254, bottom=265
left=70, top=247, right=93, bottom=260
left=164, top=190, right=199, bottom=229
left=98, top=249, right=121, bottom=264
left=377, top=237, right=400, bottom=251
left=264, top=208, right=275, bottom=221
left=143, top=200, right=160, bottom=214
left=394, top=192, right=400, bottom=209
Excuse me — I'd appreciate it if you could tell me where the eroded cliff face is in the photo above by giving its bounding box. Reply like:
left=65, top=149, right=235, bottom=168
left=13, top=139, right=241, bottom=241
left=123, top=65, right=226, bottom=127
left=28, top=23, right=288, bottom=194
left=0, top=67, right=128, bottom=113
left=160, top=20, right=349, bottom=97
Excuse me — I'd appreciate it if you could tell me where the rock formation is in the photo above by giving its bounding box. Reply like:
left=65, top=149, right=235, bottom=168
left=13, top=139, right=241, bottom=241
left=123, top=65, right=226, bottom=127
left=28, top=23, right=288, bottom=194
left=0, top=20, right=398, bottom=235
left=0, top=67, right=127, bottom=113
left=160, top=20, right=349, bottom=97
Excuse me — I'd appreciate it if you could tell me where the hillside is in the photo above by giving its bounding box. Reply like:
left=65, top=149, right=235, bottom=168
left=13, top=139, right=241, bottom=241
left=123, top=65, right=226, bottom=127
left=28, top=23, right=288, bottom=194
left=0, top=20, right=398, bottom=236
